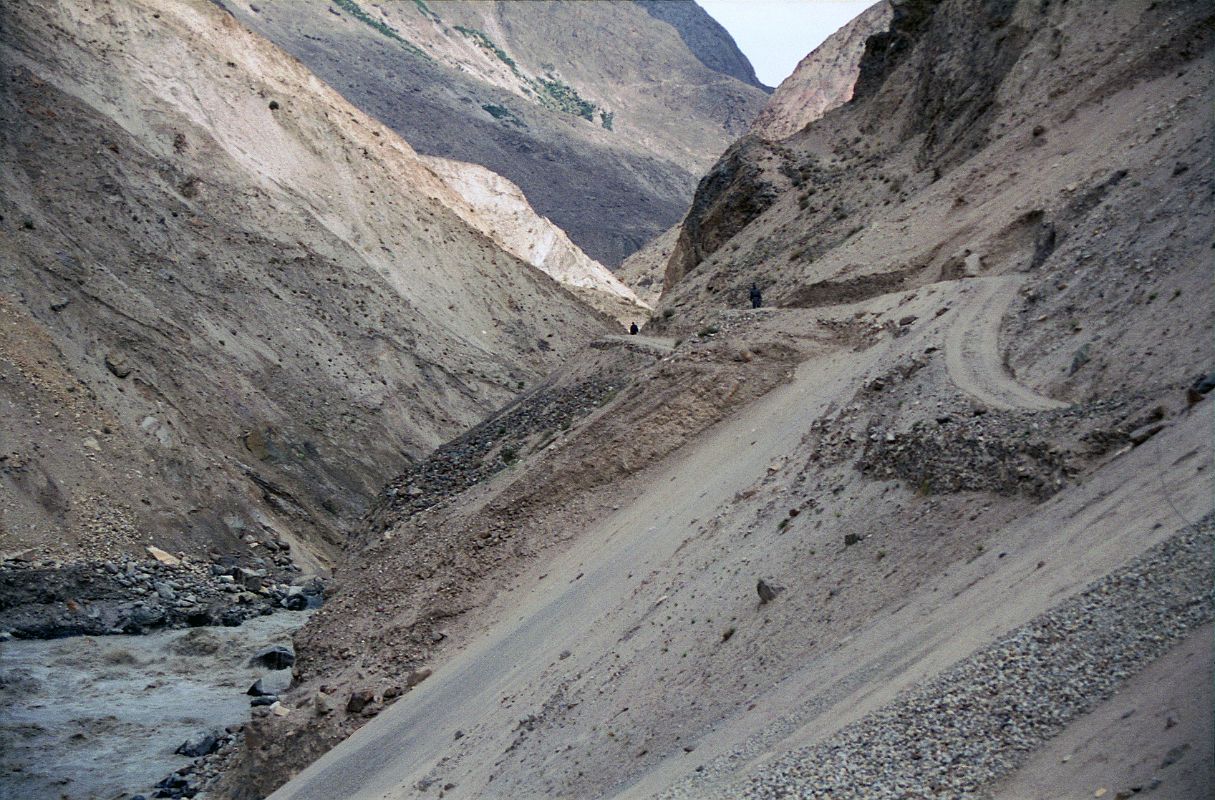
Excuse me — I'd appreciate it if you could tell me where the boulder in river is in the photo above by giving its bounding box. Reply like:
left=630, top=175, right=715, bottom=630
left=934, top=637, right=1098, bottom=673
left=174, top=731, right=220, bottom=757
left=248, top=645, right=294, bottom=669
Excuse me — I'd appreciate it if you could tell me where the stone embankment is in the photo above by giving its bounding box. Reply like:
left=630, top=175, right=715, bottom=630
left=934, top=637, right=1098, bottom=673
left=853, top=395, right=1164, bottom=500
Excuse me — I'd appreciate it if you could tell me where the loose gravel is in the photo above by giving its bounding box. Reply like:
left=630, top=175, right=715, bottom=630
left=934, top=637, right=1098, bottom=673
left=365, top=376, right=624, bottom=531
left=659, top=513, right=1213, bottom=800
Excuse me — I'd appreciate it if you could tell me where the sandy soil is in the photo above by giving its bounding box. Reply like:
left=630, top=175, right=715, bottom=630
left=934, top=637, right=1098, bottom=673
left=227, top=1, right=1214, bottom=795
left=8, top=1, right=1208, bottom=798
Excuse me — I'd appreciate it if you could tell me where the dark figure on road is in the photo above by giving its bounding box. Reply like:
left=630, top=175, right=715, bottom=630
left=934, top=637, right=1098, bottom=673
left=749, top=283, right=763, bottom=309
left=629, top=322, right=639, bottom=335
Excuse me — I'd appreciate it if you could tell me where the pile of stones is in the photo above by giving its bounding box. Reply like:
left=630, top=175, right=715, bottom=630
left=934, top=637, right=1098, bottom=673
left=134, top=647, right=298, bottom=799
left=855, top=396, right=1157, bottom=500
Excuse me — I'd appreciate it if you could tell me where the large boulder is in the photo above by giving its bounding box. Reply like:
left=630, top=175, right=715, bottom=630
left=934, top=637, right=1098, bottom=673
left=249, top=645, right=294, bottom=670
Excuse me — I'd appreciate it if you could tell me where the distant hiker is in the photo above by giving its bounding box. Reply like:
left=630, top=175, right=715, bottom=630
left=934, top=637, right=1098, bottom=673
left=749, top=283, right=762, bottom=309
left=629, top=322, right=639, bottom=335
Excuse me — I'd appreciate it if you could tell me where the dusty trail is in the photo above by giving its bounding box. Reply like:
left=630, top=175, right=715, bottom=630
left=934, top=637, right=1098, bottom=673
left=594, top=334, right=678, bottom=355
left=945, top=276, right=1069, bottom=411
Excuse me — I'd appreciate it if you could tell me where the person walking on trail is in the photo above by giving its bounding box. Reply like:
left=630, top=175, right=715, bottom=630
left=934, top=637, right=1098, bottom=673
left=629, top=322, right=639, bottom=335
left=749, top=283, right=763, bottom=309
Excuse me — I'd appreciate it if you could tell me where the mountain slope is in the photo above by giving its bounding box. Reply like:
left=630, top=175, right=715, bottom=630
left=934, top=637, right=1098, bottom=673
left=0, top=0, right=607, bottom=566
left=223, top=0, right=771, bottom=266
left=661, top=0, right=1212, bottom=405
left=250, top=1, right=1213, bottom=799
left=635, top=0, right=770, bottom=91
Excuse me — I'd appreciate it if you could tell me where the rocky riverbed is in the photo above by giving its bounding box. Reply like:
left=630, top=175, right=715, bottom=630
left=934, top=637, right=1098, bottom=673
left=0, top=612, right=308, bottom=800
left=0, top=548, right=325, bottom=798
left=0, top=551, right=322, bottom=640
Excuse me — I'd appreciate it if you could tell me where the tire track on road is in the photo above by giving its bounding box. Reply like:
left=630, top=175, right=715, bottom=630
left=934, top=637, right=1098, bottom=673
left=945, top=276, right=1067, bottom=412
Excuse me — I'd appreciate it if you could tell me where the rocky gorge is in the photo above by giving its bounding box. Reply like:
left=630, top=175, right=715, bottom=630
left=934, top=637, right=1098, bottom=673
left=3, top=0, right=1212, bottom=799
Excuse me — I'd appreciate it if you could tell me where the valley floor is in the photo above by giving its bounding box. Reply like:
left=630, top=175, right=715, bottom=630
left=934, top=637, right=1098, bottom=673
left=4, top=1, right=1211, bottom=798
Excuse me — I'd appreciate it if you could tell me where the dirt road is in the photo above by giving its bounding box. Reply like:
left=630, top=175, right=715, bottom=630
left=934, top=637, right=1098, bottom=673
left=945, top=276, right=1068, bottom=411
left=594, top=334, right=678, bottom=356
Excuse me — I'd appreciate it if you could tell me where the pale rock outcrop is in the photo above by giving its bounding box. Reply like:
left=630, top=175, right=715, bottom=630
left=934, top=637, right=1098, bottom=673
left=751, top=2, right=893, bottom=141
left=229, top=0, right=771, bottom=266
left=422, top=156, right=649, bottom=322
left=618, top=225, right=681, bottom=307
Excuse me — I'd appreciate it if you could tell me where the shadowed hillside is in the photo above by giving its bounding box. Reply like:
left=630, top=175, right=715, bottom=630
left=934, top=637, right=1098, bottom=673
left=0, top=0, right=607, bottom=569
left=224, top=0, right=771, bottom=266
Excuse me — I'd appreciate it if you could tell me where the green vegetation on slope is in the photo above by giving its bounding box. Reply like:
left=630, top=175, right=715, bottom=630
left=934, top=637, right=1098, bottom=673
left=332, top=0, right=426, bottom=57
left=453, top=25, right=612, bottom=129
left=535, top=75, right=596, bottom=121
left=482, top=103, right=525, bottom=127
left=454, top=25, right=517, bottom=71
left=412, top=0, right=441, bottom=23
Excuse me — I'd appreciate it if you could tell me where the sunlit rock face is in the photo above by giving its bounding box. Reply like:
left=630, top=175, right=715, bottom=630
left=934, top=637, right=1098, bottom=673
left=750, top=2, right=893, bottom=142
